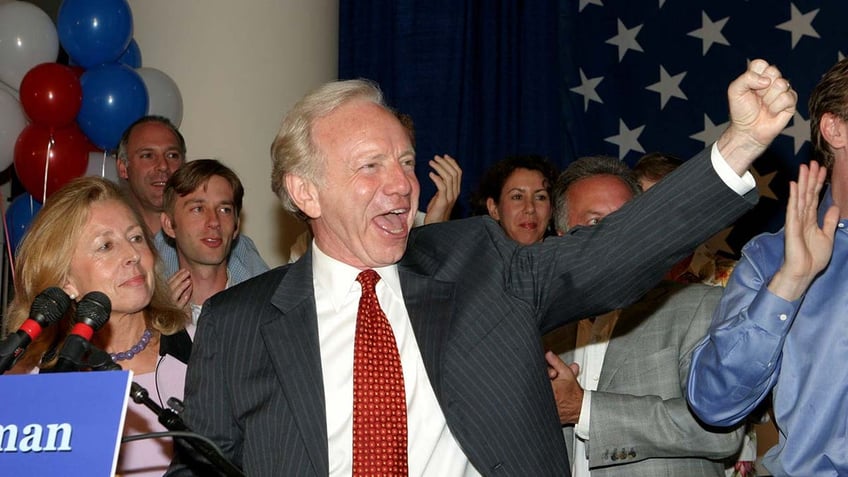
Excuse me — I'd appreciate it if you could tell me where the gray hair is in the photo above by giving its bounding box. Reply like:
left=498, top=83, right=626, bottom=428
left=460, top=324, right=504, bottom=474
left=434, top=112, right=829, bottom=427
left=553, top=155, right=641, bottom=233
left=269, top=79, right=387, bottom=218
left=116, top=115, right=186, bottom=162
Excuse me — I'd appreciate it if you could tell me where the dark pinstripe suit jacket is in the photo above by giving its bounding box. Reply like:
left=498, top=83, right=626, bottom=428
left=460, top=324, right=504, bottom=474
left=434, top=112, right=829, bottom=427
left=169, top=149, right=757, bottom=476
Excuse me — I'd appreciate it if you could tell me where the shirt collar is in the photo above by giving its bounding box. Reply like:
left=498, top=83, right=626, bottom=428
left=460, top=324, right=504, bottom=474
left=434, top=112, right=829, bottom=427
left=311, top=240, right=403, bottom=312
left=817, top=186, right=848, bottom=232
left=820, top=185, right=836, bottom=222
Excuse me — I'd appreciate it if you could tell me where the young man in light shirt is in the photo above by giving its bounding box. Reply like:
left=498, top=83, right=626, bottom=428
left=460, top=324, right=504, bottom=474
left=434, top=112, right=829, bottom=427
left=159, top=159, right=244, bottom=323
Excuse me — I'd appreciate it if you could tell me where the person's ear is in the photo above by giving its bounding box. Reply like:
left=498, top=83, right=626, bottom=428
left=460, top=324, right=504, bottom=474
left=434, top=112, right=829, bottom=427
left=62, top=282, right=79, bottom=302
left=285, top=173, right=321, bottom=219
left=232, top=216, right=240, bottom=239
left=486, top=197, right=500, bottom=221
left=117, top=158, right=130, bottom=180
left=820, top=112, right=848, bottom=150
left=161, top=212, right=177, bottom=239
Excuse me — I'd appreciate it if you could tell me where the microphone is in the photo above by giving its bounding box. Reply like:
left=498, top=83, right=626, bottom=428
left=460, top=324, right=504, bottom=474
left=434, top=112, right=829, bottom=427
left=47, top=291, right=111, bottom=373
left=87, top=345, right=123, bottom=372
left=0, top=287, right=71, bottom=374
left=129, top=382, right=246, bottom=477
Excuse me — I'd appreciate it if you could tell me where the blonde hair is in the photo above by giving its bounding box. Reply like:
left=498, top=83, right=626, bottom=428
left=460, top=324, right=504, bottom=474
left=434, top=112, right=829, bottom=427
left=4, top=177, right=187, bottom=371
left=270, top=79, right=386, bottom=217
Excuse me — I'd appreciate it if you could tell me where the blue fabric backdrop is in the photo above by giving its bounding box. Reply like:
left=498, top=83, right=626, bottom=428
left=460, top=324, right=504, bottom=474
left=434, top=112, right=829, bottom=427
left=339, top=0, right=845, bottom=255
left=339, top=1, right=563, bottom=218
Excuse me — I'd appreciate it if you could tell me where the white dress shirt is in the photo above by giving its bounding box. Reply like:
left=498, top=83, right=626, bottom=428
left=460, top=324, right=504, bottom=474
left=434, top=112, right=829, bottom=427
left=570, top=311, right=620, bottom=477
left=312, top=243, right=479, bottom=477
left=710, top=142, right=756, bottom=195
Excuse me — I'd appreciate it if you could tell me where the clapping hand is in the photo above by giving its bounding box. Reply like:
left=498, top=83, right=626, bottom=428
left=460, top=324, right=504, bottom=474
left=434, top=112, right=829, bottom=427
left=769, top=161, right=839, bottom=301
left=168, top=268, right=192, bottom=309
left=423, top=154, right=462, bottom=224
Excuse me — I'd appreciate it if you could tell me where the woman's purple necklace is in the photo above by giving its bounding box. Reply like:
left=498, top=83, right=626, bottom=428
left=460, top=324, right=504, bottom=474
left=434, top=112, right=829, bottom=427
left=110, top=328, right=153, bottom=362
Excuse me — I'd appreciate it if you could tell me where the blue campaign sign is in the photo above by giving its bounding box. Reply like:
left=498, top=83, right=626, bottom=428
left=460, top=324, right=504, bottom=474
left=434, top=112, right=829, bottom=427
left=0, top=371, right=132, bottom=476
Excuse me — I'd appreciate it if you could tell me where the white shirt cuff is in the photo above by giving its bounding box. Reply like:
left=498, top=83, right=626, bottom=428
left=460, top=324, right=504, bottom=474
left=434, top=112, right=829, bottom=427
left=710, top=142, right=756, bottom=195
left=574, top=390, right=592, bottom=439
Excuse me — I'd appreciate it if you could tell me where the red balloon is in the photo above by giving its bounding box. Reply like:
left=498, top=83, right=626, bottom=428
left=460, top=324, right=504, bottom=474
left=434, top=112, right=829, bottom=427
left=19, top=63, right=83, bottom=129
left=13, top=123, right=92, bottom=200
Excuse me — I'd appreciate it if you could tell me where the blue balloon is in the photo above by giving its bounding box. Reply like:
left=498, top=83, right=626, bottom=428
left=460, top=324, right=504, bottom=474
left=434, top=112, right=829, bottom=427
left=6, top=193, right=42, bottom=252
left=77, top=63, right=148, bottom=150
left=58, top=0, right=133, bottom=68
left=118, top=39, right=142, bottom=68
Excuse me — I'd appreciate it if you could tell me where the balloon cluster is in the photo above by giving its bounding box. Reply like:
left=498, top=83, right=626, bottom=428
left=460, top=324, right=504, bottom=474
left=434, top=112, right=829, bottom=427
left=0, top=0, right=183, bottom=252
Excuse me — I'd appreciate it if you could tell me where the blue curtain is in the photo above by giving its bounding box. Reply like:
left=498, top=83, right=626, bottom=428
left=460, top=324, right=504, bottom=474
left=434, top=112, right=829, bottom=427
left=340, top=0, right=848, bottom=255
left=339, top=0, right=564, bottom=218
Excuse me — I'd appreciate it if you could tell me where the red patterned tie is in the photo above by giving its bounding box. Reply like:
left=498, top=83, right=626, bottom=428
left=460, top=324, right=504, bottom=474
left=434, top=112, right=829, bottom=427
left=353, top=269, right=408, bottom=476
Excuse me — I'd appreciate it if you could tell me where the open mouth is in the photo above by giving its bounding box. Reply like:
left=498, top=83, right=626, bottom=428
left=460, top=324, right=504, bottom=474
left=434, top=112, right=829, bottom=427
left=202, top=238, right=223, bottom=247
left=150, top=175, right=169, bottom=187
left=374, top=209, right=409, bottom=235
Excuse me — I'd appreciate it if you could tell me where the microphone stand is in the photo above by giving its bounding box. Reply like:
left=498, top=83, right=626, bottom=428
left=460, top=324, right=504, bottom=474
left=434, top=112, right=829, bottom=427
left=87, top=346, right=122, bottom=372
left=44, top=341, right=245, bottom=477
left=39, top=338, right=96, bottom=374
left=127, top=381, right=245, bottom=477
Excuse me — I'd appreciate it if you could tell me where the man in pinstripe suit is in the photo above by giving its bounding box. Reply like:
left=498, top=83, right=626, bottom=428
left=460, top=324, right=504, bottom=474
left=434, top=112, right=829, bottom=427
left=169, top=59, right=796, bottom=476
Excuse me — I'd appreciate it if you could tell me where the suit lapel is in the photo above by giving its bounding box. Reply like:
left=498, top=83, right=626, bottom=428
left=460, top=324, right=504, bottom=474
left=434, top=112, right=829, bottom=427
left=399, top=267, right=455, bottom=399
left=263, top=250, right=329, bottom=476
left=599, top=286, right=672, bottom=389
left=598, top=324, right=631, bottom=389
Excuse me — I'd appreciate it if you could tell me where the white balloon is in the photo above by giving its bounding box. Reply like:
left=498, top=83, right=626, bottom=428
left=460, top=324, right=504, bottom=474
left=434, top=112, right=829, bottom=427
left=85, top=150, right=120, bottom=183
left=0, top=87, right=28, bottom=171
left=136, top=67, right=184, bottom=127
left=0, top=1, right=59, bottom=90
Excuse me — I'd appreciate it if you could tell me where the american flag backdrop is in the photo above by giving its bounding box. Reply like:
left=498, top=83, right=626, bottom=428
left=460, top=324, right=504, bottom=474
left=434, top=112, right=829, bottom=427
left=559, top=0, right=847, bottom=256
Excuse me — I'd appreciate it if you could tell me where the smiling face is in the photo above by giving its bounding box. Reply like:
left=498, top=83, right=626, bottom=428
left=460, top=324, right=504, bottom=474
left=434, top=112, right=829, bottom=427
left=162, top=175, right=239, bottom=269
left=117, top=121, right=186, bottom=214
left=486, top=168, right=552, bottom=245
left=288, top=99, right=419, bottom=269
left=64, top=200, right=156, bottom=317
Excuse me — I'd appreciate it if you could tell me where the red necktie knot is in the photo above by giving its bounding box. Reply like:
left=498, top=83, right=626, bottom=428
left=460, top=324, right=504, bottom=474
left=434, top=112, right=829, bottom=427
left=357, top=268, right=380, bottom=291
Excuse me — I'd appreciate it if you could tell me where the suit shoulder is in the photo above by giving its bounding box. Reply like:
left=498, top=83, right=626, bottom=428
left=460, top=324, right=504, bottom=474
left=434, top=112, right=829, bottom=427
left=616, top=282, right=720, bottom=338
left=627, top=282, right=721, bottom=316
left=403, top=215, right=515, bottom=273
left=210, top=265, right=290, bottom=305
left=408, top=215, right=496, bottom=242
left=669, top=282, right=722, bottom=300
left=649, top=281, right=720, bottom=300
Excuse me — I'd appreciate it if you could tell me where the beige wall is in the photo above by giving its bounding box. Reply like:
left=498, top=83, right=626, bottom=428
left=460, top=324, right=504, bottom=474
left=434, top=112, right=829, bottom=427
left=128, top=0, right=338, bottom=266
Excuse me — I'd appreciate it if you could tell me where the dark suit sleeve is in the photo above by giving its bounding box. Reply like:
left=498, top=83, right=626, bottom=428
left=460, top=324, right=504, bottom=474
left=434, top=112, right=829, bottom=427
left=167, top=300, right=243, bottom=475
left=531, top=147, right=757, bottom=332
left=405, top=147, right=756, bottom=336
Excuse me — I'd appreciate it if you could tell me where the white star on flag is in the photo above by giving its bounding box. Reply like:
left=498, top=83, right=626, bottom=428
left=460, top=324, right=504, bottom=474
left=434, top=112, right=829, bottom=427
left=605, top=120, right=645, bottom=158
left=688, top=12, right=730, bottom=55
left=646, top=65, right=687, bottom=109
